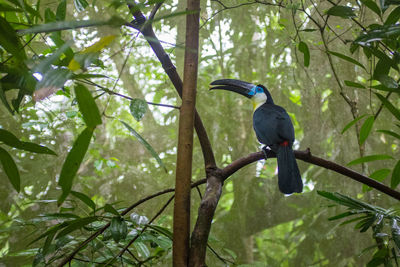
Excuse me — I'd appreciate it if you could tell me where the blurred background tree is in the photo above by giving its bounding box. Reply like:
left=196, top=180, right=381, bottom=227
left=0, top=0, right=400, bottom=266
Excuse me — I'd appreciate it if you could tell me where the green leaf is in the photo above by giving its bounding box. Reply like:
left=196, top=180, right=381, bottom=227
left=347, top=154, right=393, bottom=166
left=328, top=211, right=356, bottom=221
left=129, top=99, right=148, bottom=121
left=0, top=147, right=20, bottom=192
left=0, top=129, right=56, bottom=155
left=120, top=121, right=167, bottom=173
left=377, top=129, right=400, bottom=140
left=385, top=6, right=400, bottom=24
left=56, top=216, right=98, bottom=239
left=146, top=225, right=173, bottom=240
left=73, top=0, right=89, bottom=12
left=110, top=216, right=128, bottom=243
left=375, top=93, right=400, bottom=121
left=58, top=127, right=94, bottom=205
left=377, top=75, right=398, bottom=89
left=344, top=80, right=366, bottom=88
left=0, top=3, right=23, bottom=12
left=298, top=41, right=310, bottom=67
left=359, top=115, right=375, bottom=144
left=75, top=84, right=102, bottom=128
left=370, top=169, right=391, bottom=181
left=133, top=241, right=150, bottom=258
left=56, top=0, right=66, bottom=21
left=104, top=204, right=120, bottom=216
left=29, top=222, right=69, bottom=245
left=360, top=0, right=381, bottom=17
left=391, top=160, right=400, bottom=188
left=71, top=191, right=96, bottom=211
left=326, top=6, right=356, bottom=18
left=355, top=24, right=400, bottom=45
left=0, top=16, right=26, bottom=61
left=327, top=51, right=366, bottom=70
left=17, top=17, right=126, bottom=35
left=341, top=114, right=368, bottom=134
left=391, top=219, right=400, bottom=250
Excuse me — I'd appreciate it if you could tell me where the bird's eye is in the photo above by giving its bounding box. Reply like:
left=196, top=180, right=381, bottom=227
left=256, top=87, right=263, bottom=93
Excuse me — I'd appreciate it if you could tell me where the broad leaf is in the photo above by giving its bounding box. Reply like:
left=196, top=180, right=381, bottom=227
left=58, top=127, right=94, bottom=205
left=71, top=191, right=96, bottom=211
left=0, top=16, right=26, bottom=61
left=375, top=93, right=400, bottom=120
left=341, top=114, right=368, bottom=134
left=104, top=204, right=120, bottom=216
left=360, top=0, right=381, bottom=16
left=391, top=160, right=400, bottom=188
left=385, top=6, right=400, bottom=24
left=110, top=216, right=128, bottom=243
left=0, top=147, right=20, bottom=192
left=326, top=6, right=356, bottom=18
left=56, top=0, right=66, bottom=21
left=120, top=121, right=167, bottom=172
left=55, top=216, right=98, bottom=239
left=75, top=84, right=102, bottom=128
left=298, top=41, right=310, bottom=67
left=347, top=154, right=393, bottom=166
left=360, top=115, right=375, bottom=144
left=327, top=51, right=366, bottom=70
left=129, top=99, right=148, bottom=121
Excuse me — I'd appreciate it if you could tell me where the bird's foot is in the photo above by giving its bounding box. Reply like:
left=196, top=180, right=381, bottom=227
left=262, top=146, right=271, bottom=159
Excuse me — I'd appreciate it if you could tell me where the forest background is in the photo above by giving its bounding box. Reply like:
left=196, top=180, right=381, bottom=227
left=1, top=0, right=400, bottom=266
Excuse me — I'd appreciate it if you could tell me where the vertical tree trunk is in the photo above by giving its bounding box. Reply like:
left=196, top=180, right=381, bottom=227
left=173, top=0, right=200, bottom=266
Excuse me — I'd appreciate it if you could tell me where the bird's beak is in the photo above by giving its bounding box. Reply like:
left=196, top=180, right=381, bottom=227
left=209, top=79, right=256, bottom=99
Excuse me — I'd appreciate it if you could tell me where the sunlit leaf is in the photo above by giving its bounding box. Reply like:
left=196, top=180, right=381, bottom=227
left=0, top=147, right=20, bottom=192
left=74, top=84, right=102, bottom=128
left=375, top=93, right=400, bottom=120
left=327, top=51, right=366, bottom=69
left=298, top=41, right=310, bottom=67
left=110, top=216, right=128, bottom=243
left=81, top=35, right=116, bottom=53
left=391, top=160, right=400, bottom=188
left=341, top=114, right=368, bottom=134
left=359, top=115, right=375, bottom=144
left=347, top=154, right=393, bottom=166
left=58, top=127, right=94, bottom=205
left=129, top=99, right=148, bottom=121
left=326, top=6, right=356, bottom=18
left=71, top=191, right=96, bottom=211
left=120, top=121, right=167, bottom=172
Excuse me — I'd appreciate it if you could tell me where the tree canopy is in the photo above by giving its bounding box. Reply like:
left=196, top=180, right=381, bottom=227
left=1, top=0, right=400, bottom=266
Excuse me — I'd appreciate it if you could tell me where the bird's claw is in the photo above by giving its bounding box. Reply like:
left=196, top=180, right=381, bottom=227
left=262, top=146, right=270, bottom=159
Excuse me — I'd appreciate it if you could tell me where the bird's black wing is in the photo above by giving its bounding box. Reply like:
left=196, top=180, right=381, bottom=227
left=253, top=104, right=295, bottom=146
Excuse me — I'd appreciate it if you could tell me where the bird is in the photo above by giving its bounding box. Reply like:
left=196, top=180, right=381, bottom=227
left=210, top=79, right=303, bottom=194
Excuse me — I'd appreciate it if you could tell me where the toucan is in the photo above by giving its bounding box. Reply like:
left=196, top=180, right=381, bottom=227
left=210, top=79, right=303, bottom=194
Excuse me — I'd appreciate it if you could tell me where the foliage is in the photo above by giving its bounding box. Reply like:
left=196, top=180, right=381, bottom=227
left=319, top=191, right=400, bottom=267
left=0, top=0, right=400, bottom=265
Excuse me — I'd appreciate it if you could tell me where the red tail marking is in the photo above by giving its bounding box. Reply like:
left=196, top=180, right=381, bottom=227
left=280, top=140, right=289, bottom=147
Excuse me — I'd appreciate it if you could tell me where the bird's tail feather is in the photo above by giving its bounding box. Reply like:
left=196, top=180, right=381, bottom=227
left=277, top=145, right=303, bottom=194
